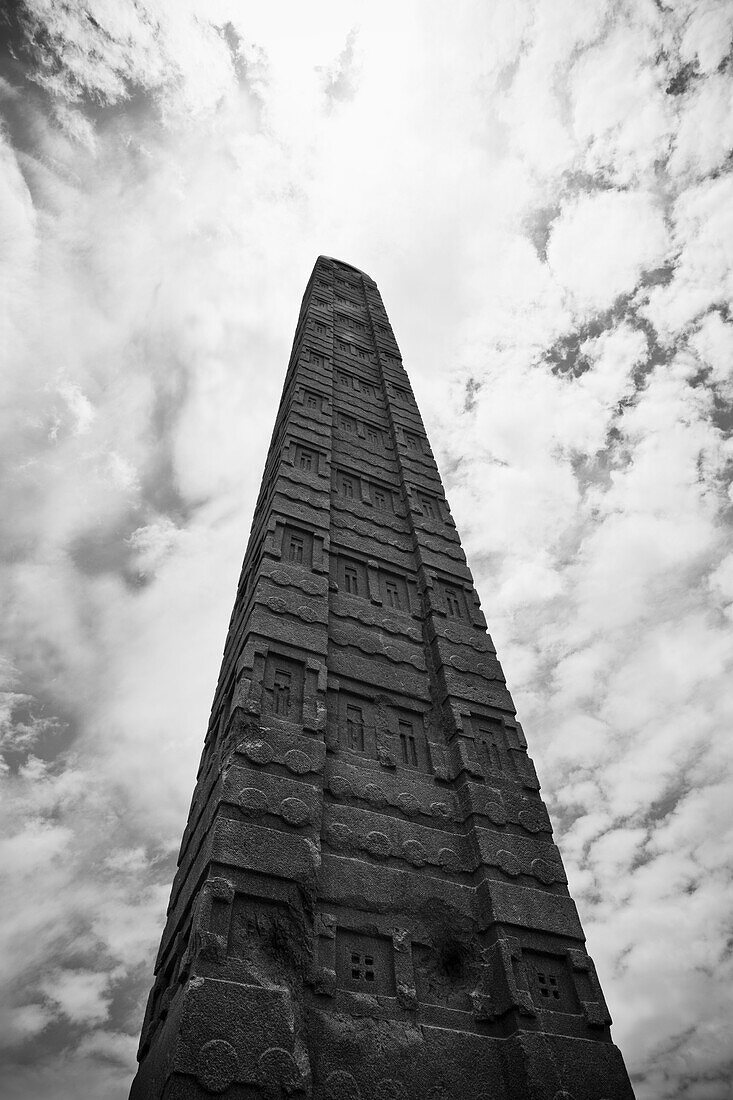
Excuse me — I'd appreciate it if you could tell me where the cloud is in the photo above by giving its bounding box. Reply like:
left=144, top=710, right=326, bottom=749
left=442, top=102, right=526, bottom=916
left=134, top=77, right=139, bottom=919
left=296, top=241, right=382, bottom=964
left=570, top=24, right=674, bottom=185
left=642, top=175, right=733, bottom=341
left=39, top=969, right=112, bottom=1027
left=547, top=190, right=669, bottom=315
left=668, top=73, right=733, bottom=181
left=1, top=3, right=733, bottom=1099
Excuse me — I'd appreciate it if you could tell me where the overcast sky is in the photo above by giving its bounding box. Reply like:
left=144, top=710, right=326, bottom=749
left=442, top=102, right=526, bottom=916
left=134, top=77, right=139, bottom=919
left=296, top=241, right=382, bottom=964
left=1, top=2, right=733, bottom=1098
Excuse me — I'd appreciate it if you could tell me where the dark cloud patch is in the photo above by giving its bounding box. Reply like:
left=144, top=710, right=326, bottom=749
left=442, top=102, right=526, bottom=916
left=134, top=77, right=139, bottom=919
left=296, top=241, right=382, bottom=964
left=319, top=27, right=360, bottom=106
left=524, top=204, right=561, bottom=262
left=5, top=2, right=142, bottom=108
left=544, top=311, right=616, bottom=379
left=463, top=377, right=480, bottom=412
left=570, top=449, right=617, bottom=497
left=665, top=61, right=699, bottom=97
left=69, top=513, right=147, bottom=587
left=215, top=21, right=266, bottom=130
left=0, top=694, right=68, bottom=767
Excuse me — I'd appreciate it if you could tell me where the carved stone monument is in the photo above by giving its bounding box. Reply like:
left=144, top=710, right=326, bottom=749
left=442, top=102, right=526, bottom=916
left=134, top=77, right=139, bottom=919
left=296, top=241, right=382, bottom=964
left=130, top=257, right=635, bottom=1099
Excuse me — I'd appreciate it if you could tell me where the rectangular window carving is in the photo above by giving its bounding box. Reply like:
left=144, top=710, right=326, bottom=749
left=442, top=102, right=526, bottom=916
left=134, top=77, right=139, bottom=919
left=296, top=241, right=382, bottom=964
left=273, top=669, right=291, bottom=715
left=288, top=534, right=303, bottom=563
left=475, top=717, right=516, bottom=776
left=372, top=487, right=392, bottom=513
left=338, top=473, right=356, bottom=499
left=304, top=389, right=321, bottom=411
left=345, top=704, right=365, bottom=752
left=385, top=580, right=400, bottom=609
left=420, top=494, right=438, bottom=520
left=295, top=445, right=316, bottom=472
left=283, top=527, right=313, bottom=568
left=263, top=655, right=304, bottom=721
left=443, top=585, right=464, bottom=619
left=405, top=431, right=421, bottom=452
left=314, top=321, right=328, bottom=336
left=359, top=380, right=375, bottom=397
left=399, top=719, right=418, bottom=768
left=335, top=556, right=367, bottom=597
left=524, top=952, right=579, bottom=1015
left=366, top=426, right=381, bottom=447
left=228, top=897, right=297, bottom=962
left=332, top=692, right=374, bottom=756
left=339, top=414, right=356, bottom=433
left=382, top=572, right=408, bottom=611
left=336, top=929, right=395, bottom=994
left=337, top=371, right=350, bottom=387
left=351, top=952, right=375, bottom=982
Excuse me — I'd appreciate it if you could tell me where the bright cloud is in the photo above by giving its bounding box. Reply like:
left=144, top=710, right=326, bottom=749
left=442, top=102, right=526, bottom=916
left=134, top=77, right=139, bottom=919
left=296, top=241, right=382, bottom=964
left=547, top=190, right=669, bottom=314
left=1, top=2, right=733, bottom=1098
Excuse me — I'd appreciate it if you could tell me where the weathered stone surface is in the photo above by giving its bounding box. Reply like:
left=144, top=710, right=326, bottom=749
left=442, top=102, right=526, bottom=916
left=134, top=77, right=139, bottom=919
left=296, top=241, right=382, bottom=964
left=130, top=256, right=634, bottom=1100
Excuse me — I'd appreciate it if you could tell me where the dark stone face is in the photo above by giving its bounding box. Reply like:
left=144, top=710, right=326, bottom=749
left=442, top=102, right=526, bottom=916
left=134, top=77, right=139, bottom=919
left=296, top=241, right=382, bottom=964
left=129, top=257, right=635, bottom=1100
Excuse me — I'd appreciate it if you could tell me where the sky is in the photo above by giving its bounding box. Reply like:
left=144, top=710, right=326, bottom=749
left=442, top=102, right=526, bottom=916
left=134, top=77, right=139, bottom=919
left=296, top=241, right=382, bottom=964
left=1, top=1, right=733, bottom=1097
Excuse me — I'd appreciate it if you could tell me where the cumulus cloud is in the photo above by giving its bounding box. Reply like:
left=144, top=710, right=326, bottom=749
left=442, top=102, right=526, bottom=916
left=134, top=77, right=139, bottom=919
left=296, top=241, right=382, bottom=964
left=547, top=190, right=669, bottom=315
left=1, top=2, right=733, bottom=1099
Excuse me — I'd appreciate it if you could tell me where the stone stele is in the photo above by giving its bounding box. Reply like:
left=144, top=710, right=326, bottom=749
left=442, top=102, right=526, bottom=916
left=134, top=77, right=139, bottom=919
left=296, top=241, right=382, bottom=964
left=129, top=256, right=635, bottom=1100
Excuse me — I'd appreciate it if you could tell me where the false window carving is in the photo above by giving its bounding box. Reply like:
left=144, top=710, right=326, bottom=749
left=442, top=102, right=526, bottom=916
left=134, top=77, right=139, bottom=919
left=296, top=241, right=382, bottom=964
left=381, top=572, right=408, bottom=611
left=336, top=556, right=366, bottom=597
left=419, top=494, right=439, bottom=520
left=385, top=580, right=401, bottom=609
left=338, top=472, right=356, bottom=499
left=345, top=704, right=365, bottom=752
left=404, top=431, right=422, bottom=452
left=524, top=952, right=579, bottom=1015
left=263, top=655, right=304, bottom=722
left=474, top=717, right=516, bottom=777
left=336, top=929, right=395, bottom=995
left=398, top=718, right=419, bottom=768
left=372, top=486, right=393, bottom=513
left=330, top=691, right=374, bottom=756
left=443, top=584, right=465, bottom=619
left=295, top=444, right=317, bottom=473
left=283, top=526, right=313, bottom=568
left=288, top=533, right=304, bottom=564
left=351, top=952, right=375, bottom=982
left=303, top=389, right=321, bottom=412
